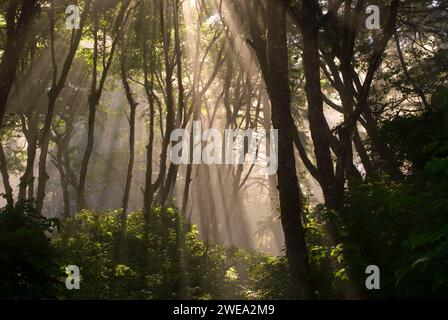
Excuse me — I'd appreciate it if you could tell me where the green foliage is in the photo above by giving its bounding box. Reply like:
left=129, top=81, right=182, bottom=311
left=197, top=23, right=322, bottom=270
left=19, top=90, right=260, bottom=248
left=328, top=105, right=448, bottom=299
left=0, top=201, right=62, bottom=299
left=376, top=109, right=448, bottom=173
left=0, top=201, right=294, bottom=300
left=299, top=206, right=356, bottom=299
left=53, top=208, right=281, bottom=300
left=247, top=256, right=292, bottom=300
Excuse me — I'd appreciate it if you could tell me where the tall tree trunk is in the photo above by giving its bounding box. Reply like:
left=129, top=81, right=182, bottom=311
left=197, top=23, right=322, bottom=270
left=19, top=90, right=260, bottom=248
left=154, top=0, right=175, bottom=204
left=77, top=2, right=130, bottom=211
left=35, top=0, right=91, bottom=213
left=77, top=98, right=96, bottom=211
left=142, top=1, right=158, bottom=222
left=120, top=34, right=138, bottom=216
left=77, top=11, right=100, bottom=212
left=160, top=0, right=185, bottom=206
left=263, top=0, right=313, bottom=299
left=300, top=0, right=339, bottom=210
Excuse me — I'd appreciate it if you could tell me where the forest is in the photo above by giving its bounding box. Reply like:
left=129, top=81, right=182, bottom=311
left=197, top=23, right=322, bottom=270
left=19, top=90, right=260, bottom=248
left=0, top=0, right=447, bottom=300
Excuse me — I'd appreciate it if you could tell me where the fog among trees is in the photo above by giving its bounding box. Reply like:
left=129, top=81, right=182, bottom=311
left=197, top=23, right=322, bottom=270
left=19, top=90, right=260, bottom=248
left=1, top=0, right=448, bottom=300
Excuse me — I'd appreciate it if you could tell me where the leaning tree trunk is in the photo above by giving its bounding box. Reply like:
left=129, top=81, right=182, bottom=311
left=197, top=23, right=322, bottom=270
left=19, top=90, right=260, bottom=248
left=35, top=0, right=92, bottom=213
left=0, top=0, right=38, bottom=128
left=300, top=0, right=340, bottom=211
left=120, top=33, right=138, bottom=216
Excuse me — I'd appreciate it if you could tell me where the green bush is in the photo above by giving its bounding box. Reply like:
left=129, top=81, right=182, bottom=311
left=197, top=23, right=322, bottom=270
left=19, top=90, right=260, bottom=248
left=0, top=201, right=62, bottom=299
left=54, top=208, right=281, bottom=300
left=328, top=108, right=448, bottom=299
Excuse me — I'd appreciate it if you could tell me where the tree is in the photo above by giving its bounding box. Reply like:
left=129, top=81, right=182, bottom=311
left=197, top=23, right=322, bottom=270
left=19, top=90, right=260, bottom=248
left=0, top=0, right=39, bottom=128
left=77, top=0, right=132, bottom=211
left=119, top=19, right=138, bottom=216
left=35, top=0, right=92, bottom=213
left=227, top=0, right=313, bottom=299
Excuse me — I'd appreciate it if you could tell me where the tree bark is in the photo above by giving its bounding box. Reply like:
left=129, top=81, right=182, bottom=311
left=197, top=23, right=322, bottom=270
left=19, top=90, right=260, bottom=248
left=249, top=0, right=314, bottom=299
left=0, top=0, right=39, bottom=128
left=18, top=113, right=38, bottom=201
left=301, top=0, right=339, bottom=210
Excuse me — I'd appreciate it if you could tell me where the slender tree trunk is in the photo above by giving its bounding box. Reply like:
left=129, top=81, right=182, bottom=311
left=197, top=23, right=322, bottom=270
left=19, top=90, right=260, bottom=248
left=353, top=128, right=375, bottom=177
left=155, top=0, right=175, bottom=204
left=52, top=142, right=71, bottom=219
left=35, top=93, right=57, bottom=213
left=18, top=114, right=38, bottom=201
left=77, top=12, right=99, bottom=212
left=19, top=137, right=37, bottom=201
left=35, top=0, right=91, bottom=213
left=394, top=32, right=430, bottom=109
left=181, top=124, right=195, bottom=215
left=301, top=0, right=339, bottom=210
left=181, top=2, right=203, bottom=215
left=142, top=0, right=158, bottom=222
left=120, top=34, right=138, bottom=215
left=77, top=95, right=98, bottom=211
left=77, top=2, right=130, bottom=211
left=160, top=0, right=185, bottom=206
